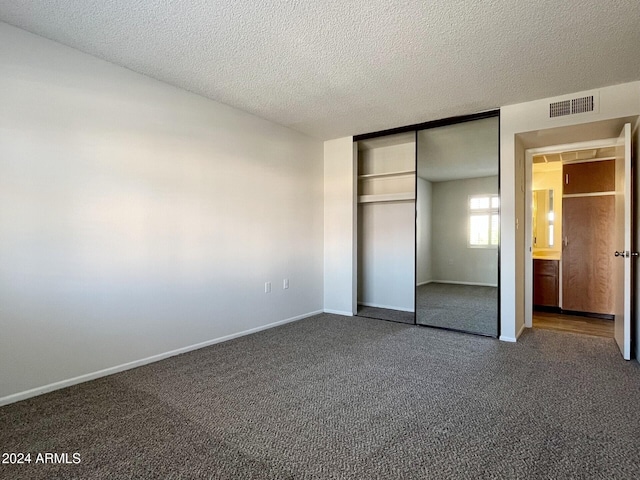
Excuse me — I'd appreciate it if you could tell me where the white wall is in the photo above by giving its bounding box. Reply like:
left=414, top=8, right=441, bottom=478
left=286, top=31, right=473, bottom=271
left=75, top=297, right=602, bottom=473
left=359, top=142, right=415, bottom=177
left=0, top=23, right=324, bottom=404
left=358, top=201, right=415, bottom=311
left=357, top=140, right=415, bottom=311
left=416, top=178, right=432, bottom=284
left=323, top=137, right=356, bottom=315
left=500, top=82, right=640, bottom=342
left=431, top=176, right=498, bottom=286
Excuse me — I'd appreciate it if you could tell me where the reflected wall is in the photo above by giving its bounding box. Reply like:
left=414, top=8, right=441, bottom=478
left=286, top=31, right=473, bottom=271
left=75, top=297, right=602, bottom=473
left=416, top=116, right=500, bottom=336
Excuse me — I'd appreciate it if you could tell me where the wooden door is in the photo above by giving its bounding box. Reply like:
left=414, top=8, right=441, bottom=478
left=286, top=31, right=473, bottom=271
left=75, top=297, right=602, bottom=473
left=562, top=196, right=615, bottom=314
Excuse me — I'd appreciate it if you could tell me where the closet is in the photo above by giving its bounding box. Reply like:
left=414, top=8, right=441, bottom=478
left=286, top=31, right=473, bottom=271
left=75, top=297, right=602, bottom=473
left=356, top=133, right=416, bottom=324
left=562, top=158, right=615, bottom=315
left=354, top=111, right=500, bottom=337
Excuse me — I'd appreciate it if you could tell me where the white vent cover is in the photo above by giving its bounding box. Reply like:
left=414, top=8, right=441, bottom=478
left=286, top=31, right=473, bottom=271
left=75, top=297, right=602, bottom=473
left=571, top=96, right=594, bottom=114
left=549, top=92, right=598, bottom=118
left=550, top=100, right=571, bottom=117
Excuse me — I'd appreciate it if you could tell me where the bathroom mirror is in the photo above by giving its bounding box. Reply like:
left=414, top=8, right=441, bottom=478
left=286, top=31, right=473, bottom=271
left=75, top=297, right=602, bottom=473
left=533, top=189, right=554, bottom=248
left=416, top=115, right=499, bottom=337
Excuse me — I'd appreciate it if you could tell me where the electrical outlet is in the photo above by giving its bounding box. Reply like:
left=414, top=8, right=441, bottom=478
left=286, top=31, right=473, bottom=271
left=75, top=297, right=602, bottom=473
left=265, top=282, right=271, bottom=293
left=283, top=278, right=289, bottom=289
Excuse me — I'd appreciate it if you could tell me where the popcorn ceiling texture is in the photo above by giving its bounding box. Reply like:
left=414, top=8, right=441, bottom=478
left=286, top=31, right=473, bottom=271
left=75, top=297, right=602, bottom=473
left=0, top=0, right=639, bottom=139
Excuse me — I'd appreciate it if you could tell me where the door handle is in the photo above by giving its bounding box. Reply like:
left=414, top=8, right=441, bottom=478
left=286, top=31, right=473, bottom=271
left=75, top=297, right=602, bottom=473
left=615, top=251, right=630, bottom=257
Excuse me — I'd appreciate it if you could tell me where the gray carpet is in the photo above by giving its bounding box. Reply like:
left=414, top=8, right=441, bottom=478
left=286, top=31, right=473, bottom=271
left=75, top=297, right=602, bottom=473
left=417, top=282, right=498, bottom=336
left=2, top=314, right=640, bottom=479
left=357, top=305, right=415, bottom=324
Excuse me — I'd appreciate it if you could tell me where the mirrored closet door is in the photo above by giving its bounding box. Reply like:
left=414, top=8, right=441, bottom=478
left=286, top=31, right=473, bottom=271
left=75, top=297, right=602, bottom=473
left=415, top=115, right=499, bottom=336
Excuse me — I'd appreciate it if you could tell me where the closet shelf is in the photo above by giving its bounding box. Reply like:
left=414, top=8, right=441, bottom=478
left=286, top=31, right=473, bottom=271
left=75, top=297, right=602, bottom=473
left=358, top=170, right=415, bottom=180
left=358, top=192, right=415, bottom=204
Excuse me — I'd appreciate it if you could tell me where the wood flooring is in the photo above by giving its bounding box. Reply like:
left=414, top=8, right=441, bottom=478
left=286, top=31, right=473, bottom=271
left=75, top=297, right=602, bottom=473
left=533, top=310, right=614, bottom=338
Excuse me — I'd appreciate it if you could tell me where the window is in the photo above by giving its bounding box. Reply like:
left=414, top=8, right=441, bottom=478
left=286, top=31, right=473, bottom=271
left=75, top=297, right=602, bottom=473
left=469, top=195, right=499, bottom=247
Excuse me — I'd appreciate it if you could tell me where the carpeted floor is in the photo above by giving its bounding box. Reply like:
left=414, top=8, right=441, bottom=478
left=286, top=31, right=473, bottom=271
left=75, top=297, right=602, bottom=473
left=356, top=305, right=415, bottom=324
left=417, top=282, right=498, bottom=336
left=1, top=314, right=639, bottom=479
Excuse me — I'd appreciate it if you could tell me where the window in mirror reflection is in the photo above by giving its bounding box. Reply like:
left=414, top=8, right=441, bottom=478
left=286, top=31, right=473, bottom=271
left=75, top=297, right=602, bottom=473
left=469, top=194, right=499, bottom=247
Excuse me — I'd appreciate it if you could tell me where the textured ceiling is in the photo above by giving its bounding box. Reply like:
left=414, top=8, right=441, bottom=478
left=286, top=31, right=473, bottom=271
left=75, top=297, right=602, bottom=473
left=1, top=1, right=639, bottom=140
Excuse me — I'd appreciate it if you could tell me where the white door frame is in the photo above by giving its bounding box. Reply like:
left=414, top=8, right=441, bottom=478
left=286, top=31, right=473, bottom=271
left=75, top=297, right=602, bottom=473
left=524, top=138, right=618, bottom=329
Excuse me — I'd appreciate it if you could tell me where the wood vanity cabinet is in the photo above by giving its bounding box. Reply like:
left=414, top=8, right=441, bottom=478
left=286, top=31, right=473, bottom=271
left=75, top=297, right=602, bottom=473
left=533, top=259, right=559, bottom=308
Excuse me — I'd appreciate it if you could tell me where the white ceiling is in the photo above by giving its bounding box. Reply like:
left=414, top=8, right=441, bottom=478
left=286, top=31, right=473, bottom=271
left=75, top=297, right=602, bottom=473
left=532, top=145, right=616, bottom=164
left=417, top=117, right=499, bottom=182
left=1, top=1, right=639, bottom=140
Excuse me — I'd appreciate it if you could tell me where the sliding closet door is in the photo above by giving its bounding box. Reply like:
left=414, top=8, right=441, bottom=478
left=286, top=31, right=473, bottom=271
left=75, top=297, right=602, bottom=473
left=416, top=116, right=499, bottom=336
left=356, top=133, right=416, bottom=324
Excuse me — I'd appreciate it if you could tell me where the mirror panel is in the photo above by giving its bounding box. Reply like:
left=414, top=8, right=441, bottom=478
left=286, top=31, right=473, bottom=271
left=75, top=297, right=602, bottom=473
left=531, top=160, right=563, bottom=258
left=533, top=189, right=554, bottom=248
left=416, top=116, right=499, bottom=336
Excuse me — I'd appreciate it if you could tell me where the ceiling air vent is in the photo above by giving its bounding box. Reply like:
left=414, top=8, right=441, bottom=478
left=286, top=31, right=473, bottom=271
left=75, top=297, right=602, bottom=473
left=549, top=100, right=571, bottom=118
left=571, top=95, right=594, bottom=114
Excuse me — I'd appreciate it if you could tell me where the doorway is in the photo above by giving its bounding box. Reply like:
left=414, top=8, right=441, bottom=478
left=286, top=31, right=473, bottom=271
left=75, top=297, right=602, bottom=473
left=523, top=123, right=635, bottom=357
left=532, top=310, right=614, bottom=338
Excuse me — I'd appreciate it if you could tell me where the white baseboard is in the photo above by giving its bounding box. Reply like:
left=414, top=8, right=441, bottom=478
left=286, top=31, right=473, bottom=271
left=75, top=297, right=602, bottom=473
left=0, top=310, right=323, bottom=407
left=417, top=280, right=432, bottom=286
left=323, top=309, right=354, bottom=316
left=432, top=280, right=498, bottom=288
left=499, top=323, right=526, bottom=343
left=500, top=324, right=526, bottom=343
left=358, top=302, right=414, bottom=312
